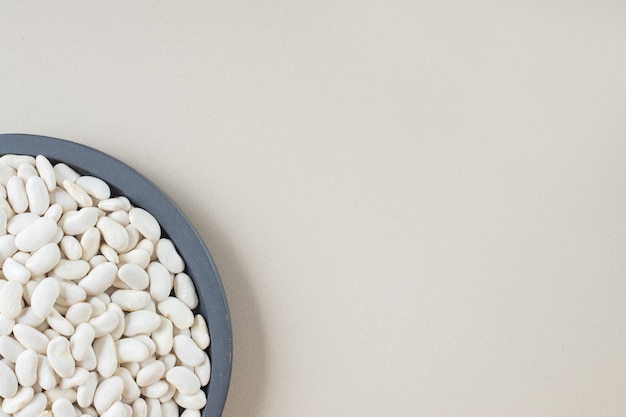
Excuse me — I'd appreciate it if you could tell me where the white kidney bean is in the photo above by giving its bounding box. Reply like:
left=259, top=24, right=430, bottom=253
left=7, top=176, right=28, bottom=214
left=46, top=308, right=75, bottom=337
left=157, top=297, right=194, bottom=330
left=34, top=155, right=55, bottom=191
left=147, top=262, right=172, bottom=302
left=3, top=257, right=31, bottom=283
left=15, top=217, right=57, bottom=252
left=190, top=314, right=210, bottom=350
left=111, top=290, right=150, bottom=311
left=173, top=390, right=206, bottom=410
left=115, top=338, right=150, bottom=363
left=135, top=360, right=165, bottom=387
left=63, top=207, right=99, bottom=235
left=17, top=163, right=38, bottom=180
left=155, top=239, right=184, bottom=273
left=128, top=208, right=161, bottom=242
left=63, top=180, right=93, bottom=208
left=132, top=398, right=148, bottom=417
left=93, top=376, right=124, bottom=414
left=0, top=359, right=18, bottom=397
left=151, top=318, right=174, bottom=357
left=70, top=323, right=95, bottom=361
left=123, top=310, right=161, bottom=337
left=2, top=386, right=34, bottom=414
left=172, top=335, right=204, bottom=367
left=25, top=176, right=49, bottom=215
left=36, top=355, right=57, bottom=390
left=166, top=366, right=200, bottom=395
left=12, top=324, right=48, bottom=354
left=195, top=352, right=211, bottom=386
left=65, top=302, right=93, bottom=326
left=0, top=280, right=23, bottom=319
left=97, top=216, right=129, bottom=252
left=14, top=392, right=46, bottom=417
left=30, top=277, right=60, bottom=318
left=15, top=349, right=38, bottom=387
left=118, top=263, right=149, bottom=290
left=52, top=397, right=75, bottom=417
left=180, top=410, right=201, bottom=417
left=54, top=259, right=90, bottom=280
left=76, top=176, right=111, bottom=200
left=60, top=235, right=82, bottom=260
left=77, top=371, right=98, bottom=408
left=24, top=242, right=60, bottom=275
left=59, top=366, right=89, bottom=389
left=89, top=311, right=119, bottom=338
left=174, top=273, right=198, bottom=309
left=93, top=334, right=117, bottom=378
left=47, top=336, right=75, bottom=378
left=79, top=261, right=118, bottom=296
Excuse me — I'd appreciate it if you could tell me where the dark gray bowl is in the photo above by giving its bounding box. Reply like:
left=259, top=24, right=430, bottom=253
left=0, top=133, right=232, bottom=417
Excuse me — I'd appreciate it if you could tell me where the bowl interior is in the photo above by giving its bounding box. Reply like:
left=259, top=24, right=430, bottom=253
left=0, top=133, right=232, bottom=417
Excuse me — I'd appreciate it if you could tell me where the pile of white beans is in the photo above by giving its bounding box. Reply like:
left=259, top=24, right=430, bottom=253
left=0, top=154, right=211, bottom=417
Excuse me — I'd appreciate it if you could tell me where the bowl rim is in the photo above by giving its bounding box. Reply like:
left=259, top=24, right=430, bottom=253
left=0, top=133, right=233, bottom=417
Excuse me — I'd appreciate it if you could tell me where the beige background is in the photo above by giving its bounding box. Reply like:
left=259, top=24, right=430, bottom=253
left=1, top=1, right=626, bottom=416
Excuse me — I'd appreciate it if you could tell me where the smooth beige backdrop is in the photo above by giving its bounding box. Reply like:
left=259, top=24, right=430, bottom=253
left=2, top=1, right=626, bottom=416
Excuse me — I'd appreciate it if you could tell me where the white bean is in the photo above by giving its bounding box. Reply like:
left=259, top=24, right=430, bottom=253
left=173, top=390, right=207, bottom=410
left=63, top=180, right=93, bottom=207
left=191, top=314, right=210, bottom=350
left=15, top=217, right=56, bottom=252
left=97, top=216, right=129, bottom=252
left=118, top=263, right=149, bottom=290
left=172, top=335, right=204, bottom=367
left=135, top=360, right=165, bottom=387
left=47, top=336, right=75, bottom=378
left=128, top=208, right=161, bottom=242
left=93, top=376, right=124, bottom=414
left=24, top=242, right=60, bottom=275
left=166, top=366, right=201, bottom=395
left=12, top=324, right=48, bottom=354
left=62, top=207, right=100, bottom=235
left=2, top=386, right=34, bottom=414
left=14, top=349, right=38, bottom=387
left=25, top=176, right=49, bottom=215
left=30, top=277, right=60, bottom=318
left=0, top=280, right=23, bottom=319
left=70, top=323, right=95, bottom=361
left=78, top=261, right=118, bottom=296
left=54, top=163, right=80, bottom=185
left=157, top=297, right=194, bottom=329
left=7, top=176, right=27, bottom=213
left=60, top=235, right=82, bottom=260
left=111, top=290, right=150, bottom=311
left=147, top=262, right=172, bottom=302
left=59, top=366, right=89, bottom=389
left=35, top=155, right=56, bottom=191
left=37, top=355, right=57, bottom=390
left=115, top=338, right=150, bottom=363
left=195, top=351, right=211, bottom=386
left=123, top=310, right=161, bottom=337
left=2, top=257, right=31, bottom=283
left=52, top=397, right=75, bottom=417
left=174, top=272, right=198, bottom=309
left=54, top=259, right=90, bottom=280
left=65, top=302, right=93, bottom=326
left=155, top=239, right=185, bottom=273
left=13, top=392, right=45, bottom=417
left=93, top=334, right=117, bottom=378
left=0, top=360, right=18, bottom=397
left=77, top=371, right=99, bottom=408
left=80, top=227, right=101, bottom=260
left=76, top=176, right=111, bottom=200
